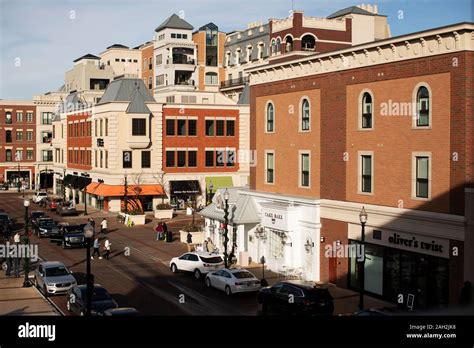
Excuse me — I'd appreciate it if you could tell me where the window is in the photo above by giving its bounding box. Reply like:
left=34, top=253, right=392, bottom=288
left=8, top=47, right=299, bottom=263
left=166, top=119, right=175, bottom=135
left=141, top=151, right=151, bottom=168
left=177, top=151, right=186, bottom=167
left=26, top=131, right=33, bottom=141
left=26, top=112, right=33, bottom=122
left=99, top=119, right=103, bottom=137
left=156, top=74, right=165, bottom=86
left=5, top=112, right=12, bottom=124
left=94, top=120, right=97, bottom=136
left=5, top=149, right=12, bottom=162
left=115, top=58, right=120, bottom=62
left=302, top=35, right=316, bottom=51
left=361, top=155, right=372, bottom=193
left=416, top=86, right=430, bottom=127
left=205, top=151, right=214, bottom=167
left=188, top=151, right=197, bottom=167
left=226, top=120, right=235, bottom=136
left=16, top=112, right=23, bottom=122
left=26, top=149, right=33, bottom=160
left=416, top=156, right=429, bottom=198
left=266, top=152, right=274, bottom=184
left=227, top=150, right=235, bottom=167
left=41, top=112, right=53, bottom=125
left=171, top=33, right=176, bottom=39
left=166, top=151, right=175, bottom=167
left=300, top=153, right=310, bottom=187
left=99, top=151, right=103, bottom=168
left=266, top=103, right=274, bottom=132
left=105, top=118, right=108, bottom=136
left=15, top=150, right=23, bottom=161
left=216, top=150, right=225, bottom=167
left=301, top=99, right=310, bottom=131
left=206, top=120, right=214, bottom=136
left=362, top=92, right=373, bottom=129
left=105, top=151, right=108, bottom=168
left=177, top=119, right=186, bottom=136
left=5, top=130, right=12, bottom=143
left=132, top=119, right=146, bottom=136
left=188, top=119, right=197, bottom=136
left=205, top=72, right=218, bottom=85
left=16, top=131, right=23, bottom=141
left=156, top=54, right=162, bottom=65
left=42, top=150, right=53, bottom=162
left=123, top=151, right=132, bottom=168
left=216, top=120, right=225, bottom=136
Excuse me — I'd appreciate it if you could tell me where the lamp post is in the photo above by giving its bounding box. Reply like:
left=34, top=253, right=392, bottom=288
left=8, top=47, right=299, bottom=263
left=255, top=225, right=268, bottom=286
left=22, top=199, right=31, bottom=287
left=223, top=189, right=230, bottom=268
left=358, top=206, right=368, bottom=311
left=62, top=169, right=66, bottom=201
left=83, top=223, right=94, bottom=316
left=207, top=181, right=214, bottom=205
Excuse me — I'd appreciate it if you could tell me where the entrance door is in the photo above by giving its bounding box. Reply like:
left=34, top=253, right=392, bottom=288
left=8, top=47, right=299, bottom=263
left=328, top=257, right=337, bottom=284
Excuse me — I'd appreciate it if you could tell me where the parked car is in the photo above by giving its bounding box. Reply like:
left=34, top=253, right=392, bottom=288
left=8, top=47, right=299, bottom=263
left=205, top=268, right=261, bottom=296
left=170, top=252, right=225, bottom=279
left=34, top=261, right=77, bottom=297
left=50, top=224, right=87, bottom=249
left=47, top=198, right=63, bottom=212
left=66, top=284, right=118, bottom=316
left=257, top=280, right=334, bottom=316
left=0, top=183, right=8, bottom=191
left=39, top=196, right=50, bottom=208
left=32, top=191, right=48, bottom=204
left=36, top=218, right=59, bottom=239
left=30, top=211, right=46, bottom=229
left=103, top=308, right=140, bottom=316
left=56, top=201, right=77, bottom=216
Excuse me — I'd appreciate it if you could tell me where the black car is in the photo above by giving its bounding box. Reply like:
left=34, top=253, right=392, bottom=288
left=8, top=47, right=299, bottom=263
left=66, top=284, right=118, bottom=316
left=50, top=224, right=87, bottom=249
left=36, top=218, right=59, bottom=239
left=30, top=211, right=46, bottom=229
left=257, top=280, right=334, bottom=316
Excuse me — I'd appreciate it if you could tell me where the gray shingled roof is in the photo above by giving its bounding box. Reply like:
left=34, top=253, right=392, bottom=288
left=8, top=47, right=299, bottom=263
left=99, top=78, right=155, bottom=114
left=327, top=6, right=374, bottom=19
left=155, top=14, right=194, bottom=32
left=126, top=91, right=151, bottom=114
left=238, top=84, right=250, bottom=105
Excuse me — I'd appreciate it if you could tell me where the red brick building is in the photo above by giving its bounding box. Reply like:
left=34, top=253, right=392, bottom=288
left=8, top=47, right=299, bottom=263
left=0, top=102, right=37, bottom=189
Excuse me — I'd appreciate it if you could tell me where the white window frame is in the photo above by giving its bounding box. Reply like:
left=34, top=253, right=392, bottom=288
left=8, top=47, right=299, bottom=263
left=265, top=101, right=275, bottom=134
left=298, top=150, right=311, bottom=189
left=412, top=82, right=432, bottom=129
left=299, top=96, right=311, bottom=132
left=357, top=151, right=374, bottom=195
left=358, top=89, right=374, bottom=131
left=411, top=151, right=432, bottom=200
left=265, top=150, right=275, bottom=185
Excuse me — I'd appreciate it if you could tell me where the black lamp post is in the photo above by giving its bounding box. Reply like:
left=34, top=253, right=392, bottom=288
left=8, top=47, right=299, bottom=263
left=22, top=199, right=31, bottom=287
left=223, top=189, right=230, bottom=268
left=207, top=181, right=214, bottom=205
left=358, top=206, right=368, bottom=311
left=62, top=169, right=66, bottom=201
left=83, top=223, right=94, bottom=316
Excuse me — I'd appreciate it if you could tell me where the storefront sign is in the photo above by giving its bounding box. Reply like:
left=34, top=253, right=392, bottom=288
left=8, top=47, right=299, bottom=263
left=261, top=209, right=289, bottom=231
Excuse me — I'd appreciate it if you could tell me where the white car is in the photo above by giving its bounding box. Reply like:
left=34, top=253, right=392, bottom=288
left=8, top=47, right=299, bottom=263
left=34, top=261, right=77, bottom=296
left=205, top=268, right=261, bottom=296
left=32, top=191, right=48, bottom=203
left=170, top=252, right=224, bottom=279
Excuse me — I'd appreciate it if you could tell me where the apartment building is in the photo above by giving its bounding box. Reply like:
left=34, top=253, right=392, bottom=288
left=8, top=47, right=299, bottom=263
left=140, top=41, right=155, bottom=92
left=99, top=44, right=142, bottom=78
left=65, top=54, right=114, bottom=94
left=209, top=22, right=474, bottom=310
left=0, top=101, right=37, bottom=189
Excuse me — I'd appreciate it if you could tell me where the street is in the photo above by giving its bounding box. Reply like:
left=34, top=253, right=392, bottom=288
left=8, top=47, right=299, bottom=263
left=0, top=192, right=260, bottom=316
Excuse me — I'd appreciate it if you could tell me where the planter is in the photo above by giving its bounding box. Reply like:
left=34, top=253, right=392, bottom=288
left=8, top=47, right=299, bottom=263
left=119, top=213, right=146, bottom=226
left=179, top=230, right=205, bottom=244
left=154, top=209, right=174, bottom=220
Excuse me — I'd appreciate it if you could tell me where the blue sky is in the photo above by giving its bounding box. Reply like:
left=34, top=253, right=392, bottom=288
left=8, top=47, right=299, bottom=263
left=0, top=0, right=472, bottom=99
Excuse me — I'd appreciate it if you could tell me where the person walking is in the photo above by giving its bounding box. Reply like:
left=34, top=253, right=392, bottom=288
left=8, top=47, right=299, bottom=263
left=5, top=238, right=13, bottom=276
left=91, top=236, right=102, bottom=259
left=155, top=222, right=164, bottom=241
left=103, top=239, right=111, bottom=260
left=13, top=231, right=20, bottom=244
left=100, top=218, right=107, bottom=235
left=207, top=238, right=216, bottom=253
left=89, top=218, right=96, bottom=234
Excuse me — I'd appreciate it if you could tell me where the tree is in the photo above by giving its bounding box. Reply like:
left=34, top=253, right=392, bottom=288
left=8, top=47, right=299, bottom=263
left=152, top=170, right=170, bottom=205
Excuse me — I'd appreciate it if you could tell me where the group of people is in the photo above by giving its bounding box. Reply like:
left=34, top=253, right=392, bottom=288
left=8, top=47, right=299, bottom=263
left=88, top=218, right=111, bottom=260
left=203, top=237, right=217, bottom=253
left=154, top=221, right=169, bottom=241
left=88, top=218, right=108, bottom=235
left=4, top=231, right=22, bottom=277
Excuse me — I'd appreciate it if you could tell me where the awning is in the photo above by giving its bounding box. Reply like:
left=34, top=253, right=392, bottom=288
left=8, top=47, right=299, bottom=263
left=205, top=176, right=233, bottom=193
left=63, top=175, right=73, bottom=186
left=86, top=183, right=164, bottom=197
left=75, top=177, right=92, bottom=190
left=69, top=176, right=78, bottom=188
left=170, top=180, right=201, bottom=195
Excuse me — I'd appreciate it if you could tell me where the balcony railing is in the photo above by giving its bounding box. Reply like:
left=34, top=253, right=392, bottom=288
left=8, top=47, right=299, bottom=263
left=174, top=79, right=195, bottom=86
left=168, top=58, right=195, bottom=65
left=220, top=76, right=249, bottom=88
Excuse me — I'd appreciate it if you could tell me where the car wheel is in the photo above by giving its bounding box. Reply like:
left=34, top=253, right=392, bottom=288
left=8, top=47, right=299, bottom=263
left=194, top=269, right=202, bottom=280
left=170, top=263, right=178, bottom=274
left=225, top=285, right=232, bottom=296
left=42, top=285, right=48, bottom=297
left=205, top=277, right=212, bottom=288
left=1, top=261, right=7, bottom=271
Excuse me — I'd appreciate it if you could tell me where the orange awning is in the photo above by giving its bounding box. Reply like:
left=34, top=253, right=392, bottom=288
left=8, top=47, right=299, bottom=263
left=86, top=182, right=164, bottom=197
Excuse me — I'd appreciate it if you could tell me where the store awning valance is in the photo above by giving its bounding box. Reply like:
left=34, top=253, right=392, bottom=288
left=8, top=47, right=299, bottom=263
left=86, top=183, right=164, bottom=197
left=64, top=175, right=91, bottom=190
left=63, top=175, right=73, bottom=186
left=205, top=176, right=233, bottom=193
left=170, top=180, right=201, bottom=195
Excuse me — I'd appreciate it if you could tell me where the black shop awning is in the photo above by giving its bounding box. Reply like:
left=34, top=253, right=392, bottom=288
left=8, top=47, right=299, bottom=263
left=170, top=180, right=201, bottom=195
left=63, top=175, right=73, bottom=186
left=64, top=175, right=92, bottom=190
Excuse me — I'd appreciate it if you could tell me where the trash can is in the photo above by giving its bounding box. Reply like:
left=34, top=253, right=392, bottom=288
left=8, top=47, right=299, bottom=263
left=166, top=230, right=173, bottom=243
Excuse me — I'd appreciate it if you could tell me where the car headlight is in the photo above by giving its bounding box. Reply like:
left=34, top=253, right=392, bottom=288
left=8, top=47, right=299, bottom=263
left=40, top=228, right=47, bottom=232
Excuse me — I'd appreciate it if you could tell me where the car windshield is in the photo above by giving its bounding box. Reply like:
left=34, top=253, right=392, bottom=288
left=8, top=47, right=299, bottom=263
left=81, top=288, right=111, bottom=301
left=45, top=266, right=69, bottom=277
left=64, top=226, right=83, bottom=234
left=40, top=221, right=55, bottom=227
left=32, top=212, right=44, bottom=218
left=200, top=256, right=223, bottom=263
left=232, top=271, right=254, bottom=279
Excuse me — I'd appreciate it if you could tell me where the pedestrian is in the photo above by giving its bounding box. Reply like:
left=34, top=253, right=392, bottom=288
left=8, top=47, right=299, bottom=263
left=91, top=236, right=102, bottom=259
left=14, top=231, right=20, bottom=244
left=100, top=218, right=107, bottom=235
left=203, top=239, right=208, bottom=252
left=103, top=239, right=111, bottom=260
left=155, top=222, right=164, bottom=241
left=162, top=222, right=168, bottom=234
left=186, top=231, right=192, bottom=244
left=89, top=218, right=96, bottom=233
left=5, top=239, right=13, bottom=276
left=207, top=238, right=216, bottom=253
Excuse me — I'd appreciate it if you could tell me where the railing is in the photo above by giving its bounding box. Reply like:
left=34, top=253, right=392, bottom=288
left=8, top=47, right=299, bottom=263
left=220, top=76, right=249, bottom=88
left=168, top=58, right=195, bottom=65
left=174, top=80, right=195, bottom=86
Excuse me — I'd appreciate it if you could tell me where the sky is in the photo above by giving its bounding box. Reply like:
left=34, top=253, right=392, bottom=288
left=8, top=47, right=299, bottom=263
left=0, top=0, right=472, bottom=99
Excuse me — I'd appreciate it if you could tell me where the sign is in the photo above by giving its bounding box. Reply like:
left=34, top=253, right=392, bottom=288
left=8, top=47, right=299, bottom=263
left=261, top=208, right=289, bottom=231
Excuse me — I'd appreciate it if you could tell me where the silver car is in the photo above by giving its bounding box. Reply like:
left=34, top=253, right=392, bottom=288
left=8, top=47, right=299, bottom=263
left=34, top=261, right=77, bottom=296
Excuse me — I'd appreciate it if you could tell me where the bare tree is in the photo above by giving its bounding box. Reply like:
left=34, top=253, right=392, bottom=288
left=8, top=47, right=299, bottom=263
left=152, top=170, right=170, bottom=205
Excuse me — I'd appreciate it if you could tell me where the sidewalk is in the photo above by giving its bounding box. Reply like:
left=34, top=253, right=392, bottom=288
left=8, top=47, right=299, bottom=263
left=0, top=271, right=60, bottom=316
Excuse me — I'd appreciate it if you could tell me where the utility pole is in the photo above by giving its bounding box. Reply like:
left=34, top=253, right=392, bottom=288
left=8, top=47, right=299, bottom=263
left=123, top=174, right=128, bottom=214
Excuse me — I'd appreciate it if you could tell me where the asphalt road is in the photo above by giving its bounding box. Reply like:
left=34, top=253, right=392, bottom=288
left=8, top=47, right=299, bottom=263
left=0, top=192, right=260, bottom=316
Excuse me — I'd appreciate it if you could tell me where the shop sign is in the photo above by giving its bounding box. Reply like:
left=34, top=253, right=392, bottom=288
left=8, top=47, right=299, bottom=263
left=262, top=209, right=289, bottom=231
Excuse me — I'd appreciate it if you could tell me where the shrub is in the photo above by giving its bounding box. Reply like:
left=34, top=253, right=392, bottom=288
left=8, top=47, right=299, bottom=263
left=156, top=203, right=173, bottom=210
left=183, top=223, right=200, bottom=232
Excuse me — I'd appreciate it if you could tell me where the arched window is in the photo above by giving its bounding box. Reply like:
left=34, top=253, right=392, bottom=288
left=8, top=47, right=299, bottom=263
left=276, top=38, right=281, bottom=54
left=416, top=86, right=430, bottom=127
left=301, top=99, right=310, bottom=131
left=5, top=149, right=12, bottom=162
left=285, top=36, right=293, bottom=52
left=302, top=35, right=316, bottom=51
left=205, top=72, right=218, bottom=85
left=362, top=92, right=373, bottom=129
left=271, top=40, right=276, bottom=55
left=266, top=103, right=274, bottom=132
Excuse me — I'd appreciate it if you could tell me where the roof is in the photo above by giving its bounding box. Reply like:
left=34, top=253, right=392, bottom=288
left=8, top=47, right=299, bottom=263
left=126, top=91, right=151, bottom=114
left=327, top=6, right=375, bottom=19
left=98, top=78, right=155, bottom=108
left=199, top=22, right=218, bottom=31
left=155, top=14, right=194, bottom=32
left=238, top=84, right=250, bottom=105
left=73, top=53, right=100, bottom=63
left=40, top=261, right=66, bottom=268
left=106, top=44, right=129, bottom=49
left=86, top=183, right=164, bottom=197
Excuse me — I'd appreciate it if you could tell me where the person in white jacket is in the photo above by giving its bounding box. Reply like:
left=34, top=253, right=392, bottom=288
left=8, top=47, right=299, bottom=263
left=104, top=239, right=111, bottom=260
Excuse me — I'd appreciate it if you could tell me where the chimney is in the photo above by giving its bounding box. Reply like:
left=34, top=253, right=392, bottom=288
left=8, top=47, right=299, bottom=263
left=373, top=4, right=378, bottom=14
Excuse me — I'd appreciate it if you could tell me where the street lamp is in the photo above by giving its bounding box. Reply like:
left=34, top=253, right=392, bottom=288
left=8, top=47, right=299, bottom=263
left=83, top=223, right=94, bottom=316
left=22, top=199, right=31, bottom=287
left=358, top=206, right=368, bottom=311
left=254, top=225, right=267, bottom=286
left=223, top=189, right=230, bottom=268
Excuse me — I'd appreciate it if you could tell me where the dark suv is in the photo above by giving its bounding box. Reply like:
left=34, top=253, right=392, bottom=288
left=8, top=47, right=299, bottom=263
left=51, top=224, right=87, bottom=249
left=257, top=280, right=334, bottom=316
